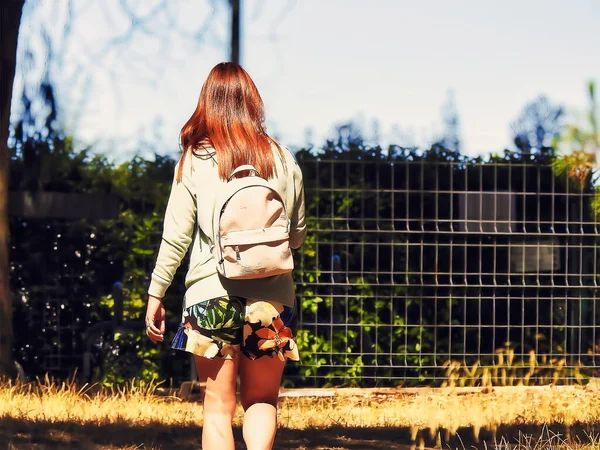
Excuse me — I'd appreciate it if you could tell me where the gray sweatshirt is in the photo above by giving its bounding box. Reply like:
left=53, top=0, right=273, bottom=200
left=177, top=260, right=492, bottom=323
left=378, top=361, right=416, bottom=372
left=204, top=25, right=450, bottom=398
left=148, top=145, right=306, bottom=309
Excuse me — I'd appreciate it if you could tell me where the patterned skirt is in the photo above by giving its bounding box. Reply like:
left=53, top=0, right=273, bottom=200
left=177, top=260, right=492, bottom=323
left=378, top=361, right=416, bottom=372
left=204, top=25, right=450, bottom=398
left=171, top=296, right=299, bottom=361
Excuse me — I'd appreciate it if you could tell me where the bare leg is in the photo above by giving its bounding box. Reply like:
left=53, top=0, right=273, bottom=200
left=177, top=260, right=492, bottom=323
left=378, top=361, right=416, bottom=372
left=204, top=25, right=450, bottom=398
left=195, top=355, right=239, bottom=450
left=239, top=356, right=285, bottom=450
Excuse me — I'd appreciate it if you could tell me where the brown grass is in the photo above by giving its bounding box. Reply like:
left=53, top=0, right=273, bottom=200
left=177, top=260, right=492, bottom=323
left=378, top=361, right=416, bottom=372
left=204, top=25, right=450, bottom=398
left=1, top=376, right=599, bottom=449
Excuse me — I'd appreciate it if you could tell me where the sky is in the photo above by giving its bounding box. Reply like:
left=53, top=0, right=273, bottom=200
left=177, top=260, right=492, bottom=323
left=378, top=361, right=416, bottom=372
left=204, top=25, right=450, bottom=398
left=11, top=0, right=600, bottom=160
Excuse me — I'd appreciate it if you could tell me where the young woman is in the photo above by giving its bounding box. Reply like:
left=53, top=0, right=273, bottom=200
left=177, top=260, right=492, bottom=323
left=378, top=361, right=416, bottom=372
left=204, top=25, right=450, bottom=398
left=144, top=62, right=306, bottom=450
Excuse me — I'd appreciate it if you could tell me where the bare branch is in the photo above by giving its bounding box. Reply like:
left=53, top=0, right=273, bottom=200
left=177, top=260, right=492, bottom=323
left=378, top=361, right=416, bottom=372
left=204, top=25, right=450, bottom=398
left=16, top=0, right=227, bottom=151
left=191, top=0, right=219, bottom=44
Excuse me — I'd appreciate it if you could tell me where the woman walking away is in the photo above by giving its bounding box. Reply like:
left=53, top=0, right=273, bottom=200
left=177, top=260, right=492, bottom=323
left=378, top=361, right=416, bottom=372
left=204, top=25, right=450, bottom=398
left=144, top=62, right=306, bottom=450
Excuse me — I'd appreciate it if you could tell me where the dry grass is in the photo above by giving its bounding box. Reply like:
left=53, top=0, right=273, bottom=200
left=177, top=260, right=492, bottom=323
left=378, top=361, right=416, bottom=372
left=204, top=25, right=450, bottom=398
left=0, top=375, right=203, bottom=428
left=280, top=385, right=600, bottom=432
left=441, top=348, right=596, bottom=388
left=1, top=376, right=599, bottom=449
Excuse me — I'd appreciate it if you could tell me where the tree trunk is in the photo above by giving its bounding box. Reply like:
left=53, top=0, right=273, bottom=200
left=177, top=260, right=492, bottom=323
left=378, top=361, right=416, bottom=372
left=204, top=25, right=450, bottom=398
left=0, top=0, right=25, bottom=377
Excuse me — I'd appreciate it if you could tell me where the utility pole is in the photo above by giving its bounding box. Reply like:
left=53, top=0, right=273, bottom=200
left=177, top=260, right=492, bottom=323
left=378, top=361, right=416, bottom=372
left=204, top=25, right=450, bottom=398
left=230, top=0, right=240, bottom=65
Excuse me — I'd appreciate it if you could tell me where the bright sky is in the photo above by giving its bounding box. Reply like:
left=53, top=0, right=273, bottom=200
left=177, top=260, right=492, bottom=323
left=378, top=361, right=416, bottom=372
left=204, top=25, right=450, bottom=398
left=12, top=0, right=600, bottom=159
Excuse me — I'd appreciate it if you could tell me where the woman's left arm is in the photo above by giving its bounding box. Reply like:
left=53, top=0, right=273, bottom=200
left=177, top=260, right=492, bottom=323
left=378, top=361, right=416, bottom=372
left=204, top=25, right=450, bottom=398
left=289, top=163, right=307, bottom=249
left=147, top=156, right=197, bottom=300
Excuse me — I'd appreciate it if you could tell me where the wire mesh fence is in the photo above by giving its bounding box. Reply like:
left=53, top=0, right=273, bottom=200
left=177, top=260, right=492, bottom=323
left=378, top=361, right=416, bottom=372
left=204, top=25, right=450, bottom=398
left=290, top=153, right=600, bottom=386
left=10, top=151, right=600, bottom=386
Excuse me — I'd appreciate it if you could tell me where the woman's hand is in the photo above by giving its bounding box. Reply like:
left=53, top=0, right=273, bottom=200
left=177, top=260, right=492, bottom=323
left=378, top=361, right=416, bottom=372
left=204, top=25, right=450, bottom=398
left=145, top=295, right=165, bottom=343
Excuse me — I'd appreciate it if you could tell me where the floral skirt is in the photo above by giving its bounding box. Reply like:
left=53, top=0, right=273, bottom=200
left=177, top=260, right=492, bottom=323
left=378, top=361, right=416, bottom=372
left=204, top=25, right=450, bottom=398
left=171, top=296, right=299, bottom=362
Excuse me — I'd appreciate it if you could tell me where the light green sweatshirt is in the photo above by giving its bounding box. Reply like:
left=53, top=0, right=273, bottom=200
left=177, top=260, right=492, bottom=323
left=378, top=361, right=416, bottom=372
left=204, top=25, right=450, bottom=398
left=147, top=145, right=306, bottom=309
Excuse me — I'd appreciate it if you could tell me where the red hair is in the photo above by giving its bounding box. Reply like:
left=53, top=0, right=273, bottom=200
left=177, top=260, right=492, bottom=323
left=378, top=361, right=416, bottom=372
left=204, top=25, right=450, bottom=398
left=178, top=62, right=281, bottom=181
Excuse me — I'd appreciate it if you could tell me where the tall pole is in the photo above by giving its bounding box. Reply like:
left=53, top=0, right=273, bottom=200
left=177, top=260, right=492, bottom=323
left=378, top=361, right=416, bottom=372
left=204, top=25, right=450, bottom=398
left=230, top=0, right=240, bottom=65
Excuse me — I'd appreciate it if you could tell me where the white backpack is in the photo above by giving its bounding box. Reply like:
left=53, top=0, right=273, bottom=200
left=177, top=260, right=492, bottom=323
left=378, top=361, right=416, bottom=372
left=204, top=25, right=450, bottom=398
left=211, top=165, right=294, bottom=279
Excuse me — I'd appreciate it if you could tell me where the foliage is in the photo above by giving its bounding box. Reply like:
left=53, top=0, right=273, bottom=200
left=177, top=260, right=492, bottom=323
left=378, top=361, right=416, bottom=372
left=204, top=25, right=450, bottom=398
left=556, top=81, right=599, bottom=157
left=435, top=89, right=462, bottom=152
left=9, top=77, right=183, bottom=383
left=511, top=95, right=565, bottom=152
left=10, top=136, right=184, bottom=383
left=552, top=80, right=600, bottom=209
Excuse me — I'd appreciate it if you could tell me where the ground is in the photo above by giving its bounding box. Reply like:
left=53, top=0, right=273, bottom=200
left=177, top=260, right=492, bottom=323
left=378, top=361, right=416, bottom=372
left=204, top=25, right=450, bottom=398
left=1, top=381, right=599, bottom=449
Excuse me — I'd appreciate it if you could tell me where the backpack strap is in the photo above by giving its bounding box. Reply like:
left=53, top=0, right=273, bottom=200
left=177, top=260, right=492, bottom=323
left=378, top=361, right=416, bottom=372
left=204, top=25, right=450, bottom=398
left=228, top=165, right=260, bottom=181
left=203, top=151, right=258, bottom=181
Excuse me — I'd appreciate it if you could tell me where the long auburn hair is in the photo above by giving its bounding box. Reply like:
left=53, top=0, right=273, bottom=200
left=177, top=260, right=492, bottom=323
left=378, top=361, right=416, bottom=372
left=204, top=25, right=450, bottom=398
left=178, top=62, right=281, bottom=181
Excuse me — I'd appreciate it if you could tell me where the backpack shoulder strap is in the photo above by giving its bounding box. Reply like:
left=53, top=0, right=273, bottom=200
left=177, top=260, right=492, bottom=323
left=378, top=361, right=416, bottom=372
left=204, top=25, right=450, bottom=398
left=228, top=165, right=260, bottom=181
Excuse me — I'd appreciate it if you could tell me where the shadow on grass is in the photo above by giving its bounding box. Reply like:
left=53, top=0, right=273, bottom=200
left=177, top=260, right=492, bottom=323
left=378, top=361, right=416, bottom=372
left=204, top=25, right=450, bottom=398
left=0, top=417, right=411, bottom=450
left=1, top=417, right=598, bottom=450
